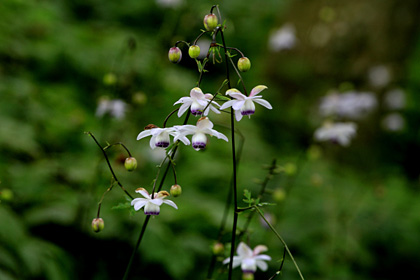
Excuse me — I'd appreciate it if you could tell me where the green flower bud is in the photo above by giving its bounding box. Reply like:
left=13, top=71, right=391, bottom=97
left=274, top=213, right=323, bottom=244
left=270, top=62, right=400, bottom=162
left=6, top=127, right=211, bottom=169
left=212, top=242, right=224, bottom=255
left=92, top=218, right=104, bottom=233
left=284, top=162, right=297, bottom=176
left=188, top=45, right=201, bottom=59
left=0, top=189, right=13, bottom=202
left=242, top=273, right=254, bottom=280
left=238, top=57, right=251, bottom=72
left=168, top=47, right=182, bottom=63
left=170, top=184, right=182, bottom=197
left=273, top=188, right=286, bottom=202
left=203, top=13, right=218, bottom=31
left=124, top=157, right=137, bottom=172
left=103, top=73, right=117, bottom=86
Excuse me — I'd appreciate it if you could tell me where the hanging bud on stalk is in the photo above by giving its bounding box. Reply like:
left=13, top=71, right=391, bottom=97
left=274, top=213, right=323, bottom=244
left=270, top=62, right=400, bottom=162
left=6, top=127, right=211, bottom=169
left=92, top=218, right=105, bottom=233
left=124, top=157, right=137, bottom=171
left=168, top=47, right=182, bottom=63
left=188, top=45, right=201, bottom=59
left=170, top=184, right=182, bottom=197
left=203, top=13, right=218, bottom=31
left=238, top=57, right=251, bottom=72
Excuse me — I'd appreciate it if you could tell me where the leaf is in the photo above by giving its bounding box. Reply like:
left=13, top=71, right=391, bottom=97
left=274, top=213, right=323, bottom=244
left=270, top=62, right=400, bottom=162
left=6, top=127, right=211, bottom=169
left=111, top=202, right=131, bottom=210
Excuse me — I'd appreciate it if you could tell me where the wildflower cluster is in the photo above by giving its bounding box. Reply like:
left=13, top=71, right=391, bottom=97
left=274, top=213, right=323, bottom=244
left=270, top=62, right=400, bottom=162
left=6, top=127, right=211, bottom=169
left=86, top=6, right=300, bottom=280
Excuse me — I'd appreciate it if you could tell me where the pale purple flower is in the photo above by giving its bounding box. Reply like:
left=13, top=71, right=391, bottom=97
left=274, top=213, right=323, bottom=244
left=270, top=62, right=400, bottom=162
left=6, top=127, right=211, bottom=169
left=269, top=24, right=297, bottom=51
left=174, top=117, right=228, bottom=151
left=314, top=122, right=357, bottom=146
left=219, top=86, right=272, bottom=121
left=96, top=98, right=127, bottom=119
left=382, top=113, right=405, bottom=132
left=319, top=91, right=377, bottom=119
left=223, top=242, right=271, bottom=273
left=131, top=188, right=177, bottom=215
left=174, top=87, right=221, bottom=117
left=137, top=125, right=190, bottom=149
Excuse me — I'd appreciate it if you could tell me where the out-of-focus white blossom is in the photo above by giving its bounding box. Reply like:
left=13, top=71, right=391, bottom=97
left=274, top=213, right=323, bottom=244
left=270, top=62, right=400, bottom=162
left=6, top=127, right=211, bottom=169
left=314, top=122, right=357, bottom=146
left=319, top=91, right=377, bottom=119
left=381, top=113, right=405, bottom=132
left=96, top=98, right=127, bottom=120
left=268, top=24, right=297, bottom=52
left=368, top=65, right=391, bottom=88
left=156, top=0, right=182, bottom=8
left=384, top=88, right=405, bottom=110
left=223, top=242, right=271, bottom=274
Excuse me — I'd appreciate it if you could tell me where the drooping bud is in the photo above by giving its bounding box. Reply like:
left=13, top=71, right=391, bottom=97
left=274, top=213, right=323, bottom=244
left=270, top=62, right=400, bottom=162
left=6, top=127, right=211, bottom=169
left=188, top=45, right=201, bottom=59
left=170, top=184, right=182, bottom=197
left=242, top=272, right=254, bottom=280
left=92, top=218, right=105, bottom=233
left=168, top=46, right=182, bottom=63
left=238, top=57, right=251, bottom=72
left=103, top=73, right=117, bottom=85
left=203, top=13, right=218, bottom=31
left=124, top=157, right=137, bottom=172
left=212, top=242, right=224, bottom=255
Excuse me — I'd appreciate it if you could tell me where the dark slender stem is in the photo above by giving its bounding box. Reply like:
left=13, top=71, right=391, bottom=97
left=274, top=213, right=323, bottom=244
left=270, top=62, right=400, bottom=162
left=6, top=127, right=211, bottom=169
left=103, top=142, right=133, bottom=157
left=162, top=108, right=180, bottom=128
left=86, top=132, right=134, bottom=200
left=122, top=215, right=151, bottom=280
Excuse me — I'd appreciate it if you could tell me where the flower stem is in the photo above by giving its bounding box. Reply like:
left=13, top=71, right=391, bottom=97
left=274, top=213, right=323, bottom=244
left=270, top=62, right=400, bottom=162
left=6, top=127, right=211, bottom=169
left=86, top=132, right=134, bottom=200
left=255, top=206, right=305, bottom=280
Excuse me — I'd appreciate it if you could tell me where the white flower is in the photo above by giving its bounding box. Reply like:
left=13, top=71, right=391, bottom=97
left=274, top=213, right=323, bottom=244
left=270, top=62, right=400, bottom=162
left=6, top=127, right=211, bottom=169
left=269, top=24, right=297, bottom=51
left=96, top=98, right=127, bottom=119
left=156, top=0, right=182, bottom=8
left=137, top=125, right=190, bottom=149
left=219, top=86, right=272, bottom=121
left=319, top=90, right=377, bottom=119
left=174, top=87, right=221, bottom=117
left=223, top=242, right=271, bottom=273
left=174, top=117, right=228, bottom=151
left=384, top=88, right=405, bottom=110
left=368, top=65, right=391, bottom=88
left=131, top=188, right=178, bottom=215
left=314, top=122, right=357, bottom=146
left=382, top=113, right=405, bottom=132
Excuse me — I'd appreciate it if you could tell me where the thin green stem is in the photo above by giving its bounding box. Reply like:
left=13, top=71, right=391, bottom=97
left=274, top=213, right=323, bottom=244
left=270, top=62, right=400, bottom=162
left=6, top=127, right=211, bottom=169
left=255, top=207, right=305, bottom=280
left=86, top=132, right=134, bottom=200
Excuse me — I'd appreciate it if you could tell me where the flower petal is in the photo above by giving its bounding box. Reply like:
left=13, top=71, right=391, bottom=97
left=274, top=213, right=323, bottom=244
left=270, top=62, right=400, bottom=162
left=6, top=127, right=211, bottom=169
left=253, top=98, right=273, bottom=109
left=253, top=245, right=268, bottom=255
left=219, top=100, right=236, bottom=110
left=150, top=198, right=164, bottom=206
left=249, top=85, right=268, bottom=97
left=131, top=198, right=148, bottom=211
left=236, top=242, right=253, bottom=258
left=177, top=102, right=192, bottom=117
left=190, top=87, right=204, bottom=99
left=256, top=260, right=269, bottom=271
left=235, top=110, right=243, bottom=121
left=210, top=129, right=229, bottom=142
left=228, top=91, right=247, bottom=100
left=136, top=188, right=151, bottom=199
left=137, top=129, right=153, bottom=140
left=162, top=199, right=178, bottom=209
left=232, top=100, right=246, bottom=111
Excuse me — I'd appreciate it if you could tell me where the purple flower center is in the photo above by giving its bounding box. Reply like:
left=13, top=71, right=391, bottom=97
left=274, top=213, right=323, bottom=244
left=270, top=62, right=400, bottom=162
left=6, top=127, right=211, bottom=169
left=145, top=211, right=160, bottom=215
left=155, top=141, right=169, bottom=148
left=241, top=110, right=255, bottom=116
left=192, top=142, right=206, bottom=150
left=191, top=109, right=203, bottom=116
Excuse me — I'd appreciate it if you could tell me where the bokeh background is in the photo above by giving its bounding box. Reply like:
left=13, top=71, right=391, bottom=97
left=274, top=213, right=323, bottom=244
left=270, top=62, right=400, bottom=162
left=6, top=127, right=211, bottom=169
left=1, top=0, right=420, bottom=279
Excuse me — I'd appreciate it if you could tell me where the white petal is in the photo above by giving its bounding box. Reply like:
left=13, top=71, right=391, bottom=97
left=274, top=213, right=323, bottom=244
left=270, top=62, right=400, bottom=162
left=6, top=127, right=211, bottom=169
left=132, top=199, right=148, bottom=211
left=223, top=256, right=242, bottom=268
left=253, top=98, right=273, bottom=109
left=196, top=117, right=213, bottom=131
left=136, top=189, right=151, bottom=198
left=150, top=198, right=164, bottom=206
left=219, top=100, right=236, bottom=110
left=173, top=96, right=190, bottom=105
left=190, top=87, right=204, bottom=99
left=237, top=242, right=253, bottom=258
left=210, top=129, right=229, bottom=142
left=256, top=260, right=269, bottom=271
left=255, top=254, right=272, bottom=261
left=232, top=100, right=246, bottom=111
left=235, top=110, right=243, bottom=121
left=228, top=91, right=247, bottom=100
left=137, top=129, right=153, bottom=140
left=162, top=199, right=178, bottom=209
left=177, top=102, right=192, bottom=117
left=253, top=245, right=268, bottom=255
left=249, top=85, right=268, bottom=97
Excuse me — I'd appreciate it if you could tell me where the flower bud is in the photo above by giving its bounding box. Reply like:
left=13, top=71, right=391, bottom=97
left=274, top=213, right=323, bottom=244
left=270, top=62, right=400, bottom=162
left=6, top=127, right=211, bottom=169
left=212, top=242, right=224, bottom=255
left=203, top=13, right=218, bottom=31
left=0, top=189, right=13, bottom=202
left=124, top=157, right=137, bottom=172
left=170, top=184, right=182, bottom=197
left=273, top=188, right=286, bottom=202
left=188, top=45, right=201, bottom=59
left=242, top=273, right=254, bottom=280
left=103, top=73, right=117, bottom=86
left=168, top=47, right=182, bottom=63
left=238, top=57, right=251, bottom=72
left=92, top=218, right=104, bottom=233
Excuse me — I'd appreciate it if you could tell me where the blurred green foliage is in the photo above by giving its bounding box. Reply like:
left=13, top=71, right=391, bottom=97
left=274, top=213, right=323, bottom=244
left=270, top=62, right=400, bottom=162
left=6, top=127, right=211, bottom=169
left=1, top=0, right=420, bottom=279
